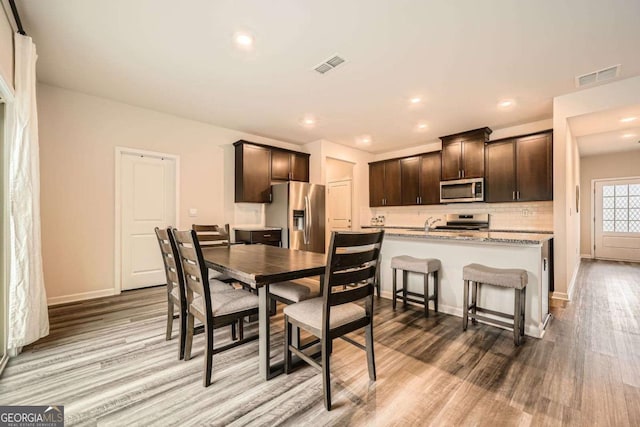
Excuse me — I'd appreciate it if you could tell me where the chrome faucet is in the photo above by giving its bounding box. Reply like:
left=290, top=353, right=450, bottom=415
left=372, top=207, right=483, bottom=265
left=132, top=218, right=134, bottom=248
left=424, top=216, right=441, bottom=232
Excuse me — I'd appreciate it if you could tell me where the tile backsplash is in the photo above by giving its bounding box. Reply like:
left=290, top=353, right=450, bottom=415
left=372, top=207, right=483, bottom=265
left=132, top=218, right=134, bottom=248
left=362, top=201, right=553, bottom=231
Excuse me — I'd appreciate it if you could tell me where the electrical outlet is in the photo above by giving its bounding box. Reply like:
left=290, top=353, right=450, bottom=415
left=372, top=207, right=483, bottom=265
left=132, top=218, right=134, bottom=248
left=189, top=208, right=198, bottom=217
left=521, top=208, right=530, bottom=217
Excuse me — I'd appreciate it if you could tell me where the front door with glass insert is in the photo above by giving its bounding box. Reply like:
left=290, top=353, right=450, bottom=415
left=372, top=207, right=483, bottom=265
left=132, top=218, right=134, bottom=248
left=594, top=178, right=640, bottom=262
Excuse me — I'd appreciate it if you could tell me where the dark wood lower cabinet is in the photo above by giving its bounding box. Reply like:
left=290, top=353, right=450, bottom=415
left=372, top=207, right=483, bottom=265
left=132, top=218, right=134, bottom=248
left=235, top=229, right=282, bottom=246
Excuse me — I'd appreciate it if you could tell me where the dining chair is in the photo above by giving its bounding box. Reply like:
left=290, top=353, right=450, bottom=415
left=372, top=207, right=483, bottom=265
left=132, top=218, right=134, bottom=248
left=155, top=227, right=237, bottom=360
left=283, top=230, right=385, bottom=410
left=192, top=224, right=249, bottom=288
left=172, top=228, right=259, bottom=387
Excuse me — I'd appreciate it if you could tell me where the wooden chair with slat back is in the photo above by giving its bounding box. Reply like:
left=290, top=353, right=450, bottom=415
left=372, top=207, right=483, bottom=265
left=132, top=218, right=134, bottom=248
left=155, top=227, right=237, bottom=360
left=192, top=224, right=245, bottom=285
left=283, top=230, right=385, bottom=410
left=172, top=229, right=259, bottom=387
left=154, top=227, right=186, bottom=359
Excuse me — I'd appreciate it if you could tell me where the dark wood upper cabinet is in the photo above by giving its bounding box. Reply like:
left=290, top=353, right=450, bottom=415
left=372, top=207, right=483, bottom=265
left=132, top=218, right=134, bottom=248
left=369, top=159, right=401, bottom=207
left=516, top=132, right=553, bottom=201
left=401, top=152, right=441, bottom=205
left=270, top=149, right=291, bottom=181
left=485, top=130, right=553, bottom=202
left=419, top=152, right=442, bottom=205
left=440, top=127, right=492, bottom=180
left=234, top=141, right=272, bottom=203
left=235, top=141, right=310, bottom=203
left=485, top=140, right=517, bottom=202
left=290, top=152, right=310, bottom=182
left=271, top=149, right=310, bottom=182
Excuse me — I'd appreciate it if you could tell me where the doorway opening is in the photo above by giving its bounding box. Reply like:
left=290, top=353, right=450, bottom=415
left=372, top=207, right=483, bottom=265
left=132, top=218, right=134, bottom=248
left=325, top=157, right=354, bottom=249
left=593, top=177, right=640, bottom=262
left=115, top=147, right=179, bottom=293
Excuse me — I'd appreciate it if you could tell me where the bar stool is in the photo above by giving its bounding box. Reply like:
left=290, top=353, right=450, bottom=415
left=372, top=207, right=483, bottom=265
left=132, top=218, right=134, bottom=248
left=391, top=255, right=441, bottom=317
left=462, top=263, right=528, bottom=345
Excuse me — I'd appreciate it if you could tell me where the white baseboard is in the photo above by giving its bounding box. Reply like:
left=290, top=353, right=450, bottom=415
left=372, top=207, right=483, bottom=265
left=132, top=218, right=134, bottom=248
left=551, top=291, right=569, bottom=301
left=47, top=288, right=116, bottom=306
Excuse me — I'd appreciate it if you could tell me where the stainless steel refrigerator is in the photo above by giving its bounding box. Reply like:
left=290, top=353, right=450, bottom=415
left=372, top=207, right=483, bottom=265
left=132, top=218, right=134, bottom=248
left=265, top=182, right=325, bottom=253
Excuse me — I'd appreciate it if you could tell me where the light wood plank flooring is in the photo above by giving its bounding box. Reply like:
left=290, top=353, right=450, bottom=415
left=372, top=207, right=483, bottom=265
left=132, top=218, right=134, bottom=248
left=1, top=259, right=638, bottom=426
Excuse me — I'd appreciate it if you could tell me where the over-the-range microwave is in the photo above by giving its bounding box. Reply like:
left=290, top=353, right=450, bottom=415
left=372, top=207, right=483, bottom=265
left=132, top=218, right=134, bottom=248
left=440, top=177, right=484, bottom=203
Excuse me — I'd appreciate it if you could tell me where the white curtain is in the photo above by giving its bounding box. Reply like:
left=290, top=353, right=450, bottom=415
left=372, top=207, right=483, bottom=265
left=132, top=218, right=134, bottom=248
left=7, top=34, right=48, bottom=349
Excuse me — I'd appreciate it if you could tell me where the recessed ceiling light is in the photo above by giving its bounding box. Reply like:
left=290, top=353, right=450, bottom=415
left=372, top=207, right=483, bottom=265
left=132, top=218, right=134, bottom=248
left=622, top=133, right=637, bottom=138
left=357, top=135, right=372, bottom=145
left=233, top=32, right=254, bottom=49
left=300, top=116, right=316, bottom=127
left=498, top=99, right=515, bottom=108
left=620, top=116, right=637, bottom=123
left=409, top=97, right=422, bottom=104
left=416, top=122, right=428, bottom=131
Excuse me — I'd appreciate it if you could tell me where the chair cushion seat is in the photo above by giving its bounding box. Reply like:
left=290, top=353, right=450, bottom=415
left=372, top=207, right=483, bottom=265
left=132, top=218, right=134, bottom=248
left=463, top=263, right=528, bottom=289
left=391, top=255, right=441, bottom=274
left=171, top=278, right=235, bottom=300
left=191, top=288, right=258, bottom=317
left=270, top=278, right=320, bottom=303
left=283, top=297, right=366, bottom=332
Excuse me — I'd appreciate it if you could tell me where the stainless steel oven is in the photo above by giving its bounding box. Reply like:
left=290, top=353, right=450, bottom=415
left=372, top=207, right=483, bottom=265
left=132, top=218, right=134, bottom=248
left=440, top=178, right=484, bottom=203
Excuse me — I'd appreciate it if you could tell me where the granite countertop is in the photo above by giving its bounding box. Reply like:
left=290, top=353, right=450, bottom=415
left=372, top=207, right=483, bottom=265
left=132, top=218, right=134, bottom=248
left=362, top=227, right=553, bottom=245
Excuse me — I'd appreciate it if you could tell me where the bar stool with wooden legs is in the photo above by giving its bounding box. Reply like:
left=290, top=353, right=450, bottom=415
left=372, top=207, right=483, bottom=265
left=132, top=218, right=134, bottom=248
left=462, top=263, right=528, bottom=345
left=391, top=255, right=441, bottom=317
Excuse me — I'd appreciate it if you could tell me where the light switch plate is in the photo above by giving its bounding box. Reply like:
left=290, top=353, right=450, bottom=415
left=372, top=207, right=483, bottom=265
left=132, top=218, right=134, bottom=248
left=189, top=208, right=198, bottom=217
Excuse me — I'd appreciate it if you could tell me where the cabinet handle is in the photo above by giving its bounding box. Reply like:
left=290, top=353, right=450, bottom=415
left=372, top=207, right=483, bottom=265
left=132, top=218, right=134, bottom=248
left=512, top=191, right=516, bottom=200
left=263, top=234, right=271, bottom=237
left=269, top=193, right=272, bottom=202
left=517, top=191, right=520, bottom=200
left=458, top=170, right=462, bottom=178
left=461, top=170, right=465, bottom=178
left=416, top=196, right=419, bottom=204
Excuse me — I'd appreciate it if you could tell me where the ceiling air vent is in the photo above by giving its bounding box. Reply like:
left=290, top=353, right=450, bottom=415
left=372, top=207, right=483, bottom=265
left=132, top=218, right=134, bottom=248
left=313, top=54, right=346, bottom=74
left=575, top=64, right=621, bottom=88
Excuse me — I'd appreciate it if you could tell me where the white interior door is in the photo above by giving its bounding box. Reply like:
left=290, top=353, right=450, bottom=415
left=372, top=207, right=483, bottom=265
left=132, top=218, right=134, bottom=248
left=327, top=179, right=352, bottom=231
left=120, top=152, right=176, bottom=290
left=594, top=178, right=640, bottom=262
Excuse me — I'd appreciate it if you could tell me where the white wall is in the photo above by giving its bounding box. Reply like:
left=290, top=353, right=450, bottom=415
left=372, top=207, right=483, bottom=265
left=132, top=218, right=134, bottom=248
left=304, top=139, right=374, bottom=232
left=38, top=84, right=305, bottom=304
left=553, top=75, right=640, bottom=300
left=580, top=150, right=640, bottom=256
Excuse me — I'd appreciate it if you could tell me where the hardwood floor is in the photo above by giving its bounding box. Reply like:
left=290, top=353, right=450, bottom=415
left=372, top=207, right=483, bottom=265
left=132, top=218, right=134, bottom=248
left=1, top=259, right=638, bottom=426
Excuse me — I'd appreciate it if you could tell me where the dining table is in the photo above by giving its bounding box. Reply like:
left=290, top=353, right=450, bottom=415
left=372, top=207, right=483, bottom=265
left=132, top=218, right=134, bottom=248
left=202, top=244, right=326, bottom=380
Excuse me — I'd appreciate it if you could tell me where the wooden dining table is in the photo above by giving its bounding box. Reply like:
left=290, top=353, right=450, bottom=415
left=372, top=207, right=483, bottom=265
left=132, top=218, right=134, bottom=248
left=202, top=244, right=326, bottom=380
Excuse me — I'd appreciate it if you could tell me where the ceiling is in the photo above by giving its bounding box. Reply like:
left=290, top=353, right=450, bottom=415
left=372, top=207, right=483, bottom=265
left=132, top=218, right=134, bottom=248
left=570, top=104, right=640, bottom=156
left=18, top=0, right=640, bottom=153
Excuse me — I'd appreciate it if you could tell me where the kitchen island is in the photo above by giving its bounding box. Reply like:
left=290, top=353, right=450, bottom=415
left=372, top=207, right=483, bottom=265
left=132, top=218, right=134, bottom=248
left=368, top=227, right=553, bottom=338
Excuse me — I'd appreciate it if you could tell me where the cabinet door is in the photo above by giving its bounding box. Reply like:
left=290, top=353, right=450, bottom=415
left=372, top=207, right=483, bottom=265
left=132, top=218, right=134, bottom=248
left=369, top=162, right=385, bottom=207
left=516, top=132, right=553, bottom=201
left=485, top=140, right=516, bottom=202
left=419, top=152, right=442, bottom=205
left=401, top=156, right=421, bottom=205
left=384, top=159, right=402, bottom=206
left=441, top=141, right=462, bottom=180
left=236, top=144, right=272, bottom=202
left=462, top=139, right=485, bottom=178
left=290, top=153, right=309, bottom=182
left=271, top=150, right=290, bottom=181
